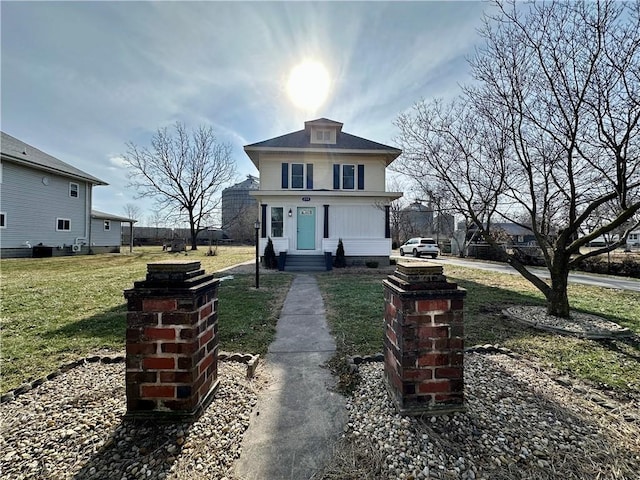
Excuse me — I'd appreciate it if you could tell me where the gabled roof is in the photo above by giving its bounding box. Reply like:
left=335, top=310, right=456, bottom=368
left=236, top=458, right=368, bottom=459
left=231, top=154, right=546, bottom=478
left=244, top=118, right=402, bottom=167
left=91, top=210, right=137, bottom=223
left=1, top=131, right=107, bottom=185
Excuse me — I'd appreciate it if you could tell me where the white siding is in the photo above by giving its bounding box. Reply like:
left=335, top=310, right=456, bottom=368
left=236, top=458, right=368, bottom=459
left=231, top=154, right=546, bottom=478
left=0, top=162, right=89, bottom=248
left=330, top=204, right=384, bottom=238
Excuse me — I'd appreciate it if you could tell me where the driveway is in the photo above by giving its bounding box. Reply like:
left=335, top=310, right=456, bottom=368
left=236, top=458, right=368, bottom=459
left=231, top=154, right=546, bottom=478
left=391, top=253, right=640, bottom=293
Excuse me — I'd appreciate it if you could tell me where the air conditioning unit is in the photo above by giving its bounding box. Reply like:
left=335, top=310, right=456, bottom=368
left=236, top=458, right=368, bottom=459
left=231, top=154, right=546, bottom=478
left=72, top=244, right=82, bottom=253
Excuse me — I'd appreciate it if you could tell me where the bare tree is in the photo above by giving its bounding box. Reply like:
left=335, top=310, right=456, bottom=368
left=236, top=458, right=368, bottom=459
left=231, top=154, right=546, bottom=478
left=147, top=209, right=166, bottom=229
left=123, top=122, right=236, bottom=250
left=395, top=0, right=640, bottom=317
left=123, top=203, right=142, bottom=221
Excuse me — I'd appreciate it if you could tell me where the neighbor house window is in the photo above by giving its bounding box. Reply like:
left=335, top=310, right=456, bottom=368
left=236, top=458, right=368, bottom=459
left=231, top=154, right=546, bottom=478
left=57, top=218, right=71, bottom=231
left=69, top=182, right=79, bottom=198
left=104, top=220, right=111, bottom=231
left=271, top=207, right=283, bottom=237
left=333, top=164, right=364, bottom=190
left=282, top=163, right=313, bottom=189
left=0, top=212, right=6, bottom=228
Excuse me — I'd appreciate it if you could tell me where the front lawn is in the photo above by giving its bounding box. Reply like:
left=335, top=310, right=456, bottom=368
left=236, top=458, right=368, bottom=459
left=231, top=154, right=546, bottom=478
left=0, top=246, right=291, bottom=392
left=317, top=265, right=640, bottom=396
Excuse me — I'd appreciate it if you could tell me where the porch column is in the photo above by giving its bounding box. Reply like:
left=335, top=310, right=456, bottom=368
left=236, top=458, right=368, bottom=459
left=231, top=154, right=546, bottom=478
left=260, top=204, right=267, bottom=239
left=385, top=205, right=391, bottom=239
left=323, top=205, right=329, bottom=238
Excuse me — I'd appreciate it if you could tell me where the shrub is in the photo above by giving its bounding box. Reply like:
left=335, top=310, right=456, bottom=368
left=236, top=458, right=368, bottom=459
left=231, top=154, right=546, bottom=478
left=365, top=261, right=379, bottom=268
left=262, top=237, right=278, bottom=269
left=334, top=239, right=347, bottom=268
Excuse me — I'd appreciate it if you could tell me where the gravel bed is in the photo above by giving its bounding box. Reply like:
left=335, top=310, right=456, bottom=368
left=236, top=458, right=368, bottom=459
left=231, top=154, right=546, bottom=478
left=334, top=354, right=640, bottom=480
left=3, top=352, right=639, bottom=480
left=503, top=306, right=633, bottom=339
left=0, top=361, right=259, bottom=480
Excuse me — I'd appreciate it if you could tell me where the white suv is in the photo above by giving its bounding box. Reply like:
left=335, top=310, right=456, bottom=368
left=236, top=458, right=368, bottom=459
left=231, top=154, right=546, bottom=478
left=399, top=237, right=440, bottom=258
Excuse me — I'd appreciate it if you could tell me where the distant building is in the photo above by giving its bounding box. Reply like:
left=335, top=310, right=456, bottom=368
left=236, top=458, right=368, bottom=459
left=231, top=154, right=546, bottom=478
left=400, top=201, right=433, bottom=239
left=435, top=212, right=455, bottom=236
left=221, top=175, right=259, bottom=242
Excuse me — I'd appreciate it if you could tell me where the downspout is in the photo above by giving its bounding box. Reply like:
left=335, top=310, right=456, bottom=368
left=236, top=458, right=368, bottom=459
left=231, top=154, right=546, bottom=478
left=86, top=183, right=92, bottom=253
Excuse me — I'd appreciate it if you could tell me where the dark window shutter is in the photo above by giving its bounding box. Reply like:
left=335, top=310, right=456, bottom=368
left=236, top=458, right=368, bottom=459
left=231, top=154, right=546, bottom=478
left=306, top=164, right=313, bottom=189
left=333, top=164, right=340, bottom=189
left=281, top=163, right=289, bottom=189
left=357, top=164, right=365, bottom=190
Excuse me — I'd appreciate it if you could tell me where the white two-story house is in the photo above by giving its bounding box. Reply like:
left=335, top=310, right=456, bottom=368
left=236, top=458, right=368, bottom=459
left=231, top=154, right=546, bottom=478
left=244, top=118, right=402, bottom=268
left=1, top=131, right=134, bottom=258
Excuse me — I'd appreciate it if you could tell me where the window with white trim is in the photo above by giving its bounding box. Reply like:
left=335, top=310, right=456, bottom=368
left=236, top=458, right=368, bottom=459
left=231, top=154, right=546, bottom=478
left=333, top=164, right=365, bottom=190
left=56, top=218, right=71, bottom=231
left=0, top=212, right=6, bottom=228
left=271, top=207, right=283, bottom=237
left=281, top=163, right=313, bottom=189
left=69, top=182, right=79, bottom=198
left=104, top=220, right=111, bottom=231
left=315, top=130, right=331, bottom=141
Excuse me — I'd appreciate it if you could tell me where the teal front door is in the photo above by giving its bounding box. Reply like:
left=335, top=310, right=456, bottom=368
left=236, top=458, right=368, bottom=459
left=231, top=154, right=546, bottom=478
left=297, top=207, right=316, bottom=250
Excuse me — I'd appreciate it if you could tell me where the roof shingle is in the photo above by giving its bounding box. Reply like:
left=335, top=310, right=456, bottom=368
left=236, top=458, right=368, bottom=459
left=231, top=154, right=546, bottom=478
left=1, top=131, right=107, bottom=185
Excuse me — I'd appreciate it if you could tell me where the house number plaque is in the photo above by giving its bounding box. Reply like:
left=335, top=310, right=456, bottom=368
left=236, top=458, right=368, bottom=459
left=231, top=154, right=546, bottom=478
left=302, top=197, right=311, bottom=202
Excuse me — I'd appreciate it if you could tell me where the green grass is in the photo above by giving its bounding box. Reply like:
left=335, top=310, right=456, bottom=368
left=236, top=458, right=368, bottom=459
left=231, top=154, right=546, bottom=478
left=217, top=273, right=292, bottom=354
left=3, top=250, right=638, bottom=397
left=317, top=265, right=640, bottom=396
left=0, top=246, right=291, bottom=392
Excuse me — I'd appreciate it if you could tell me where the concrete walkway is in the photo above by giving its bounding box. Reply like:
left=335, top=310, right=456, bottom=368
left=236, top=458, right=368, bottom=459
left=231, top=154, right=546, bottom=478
left=234, top=274, right=346, bottom=480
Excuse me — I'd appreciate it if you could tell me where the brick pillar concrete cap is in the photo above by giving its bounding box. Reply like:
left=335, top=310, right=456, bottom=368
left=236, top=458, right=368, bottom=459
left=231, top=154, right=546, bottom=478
left=396, top=262, right=444, bottom=276
left=147, top=261, right=202, bottom=274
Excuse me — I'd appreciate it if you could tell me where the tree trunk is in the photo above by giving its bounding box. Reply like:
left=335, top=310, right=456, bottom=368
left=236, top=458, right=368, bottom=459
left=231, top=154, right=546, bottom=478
left=547, top=263, right=570, bottom=318
left=189, top=219, right=198, bottom=250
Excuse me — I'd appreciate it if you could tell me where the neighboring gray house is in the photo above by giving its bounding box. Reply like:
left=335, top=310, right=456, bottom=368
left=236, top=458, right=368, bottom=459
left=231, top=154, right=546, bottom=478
left=0, top=131, right=125, bottom=258
left=91, top=210, right=137, bottom=254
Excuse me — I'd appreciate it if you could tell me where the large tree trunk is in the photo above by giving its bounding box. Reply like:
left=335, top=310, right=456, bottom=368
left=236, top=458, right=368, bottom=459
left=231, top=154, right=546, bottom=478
left=547, top=260, right=570, bottom=318
left=189, top=215, right=198, bottom=251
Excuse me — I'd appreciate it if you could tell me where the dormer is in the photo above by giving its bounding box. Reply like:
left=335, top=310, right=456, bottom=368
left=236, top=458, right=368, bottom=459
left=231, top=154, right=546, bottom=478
left=305, top=118, right=343, bottom=145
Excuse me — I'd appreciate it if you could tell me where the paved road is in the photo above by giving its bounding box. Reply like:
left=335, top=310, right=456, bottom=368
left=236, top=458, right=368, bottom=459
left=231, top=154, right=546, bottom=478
left=391, top=254, right=640, bottom=293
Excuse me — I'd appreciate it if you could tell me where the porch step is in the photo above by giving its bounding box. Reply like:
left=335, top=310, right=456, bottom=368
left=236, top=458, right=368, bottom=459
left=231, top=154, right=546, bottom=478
left=284, top=255, right=328, bottom=272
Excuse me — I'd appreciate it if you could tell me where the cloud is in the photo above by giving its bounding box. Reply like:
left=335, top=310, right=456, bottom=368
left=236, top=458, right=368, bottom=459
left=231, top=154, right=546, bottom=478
left=1, top=1, right=490, bottom=223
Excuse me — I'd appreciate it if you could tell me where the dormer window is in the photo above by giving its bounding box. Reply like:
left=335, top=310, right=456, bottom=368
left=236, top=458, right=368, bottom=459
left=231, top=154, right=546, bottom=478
left=316, top=130, right=330, bottom=141
left=311, top=128, right=335, bottom=144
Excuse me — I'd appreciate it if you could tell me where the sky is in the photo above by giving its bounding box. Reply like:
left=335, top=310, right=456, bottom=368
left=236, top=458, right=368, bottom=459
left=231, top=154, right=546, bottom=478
left=1, top=0, right=490, bottom=225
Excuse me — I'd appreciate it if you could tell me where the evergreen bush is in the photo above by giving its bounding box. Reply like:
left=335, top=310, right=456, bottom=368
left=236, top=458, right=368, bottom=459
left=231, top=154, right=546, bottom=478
left=334, top=238, right=347, bottom=268
left=263, top=237, right=278, bottom=269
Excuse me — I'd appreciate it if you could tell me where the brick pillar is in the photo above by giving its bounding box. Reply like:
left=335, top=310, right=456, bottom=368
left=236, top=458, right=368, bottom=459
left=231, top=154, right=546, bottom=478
left=383, top=261, right=466, bottom=416
left=124, top=260, right=220, bottom=420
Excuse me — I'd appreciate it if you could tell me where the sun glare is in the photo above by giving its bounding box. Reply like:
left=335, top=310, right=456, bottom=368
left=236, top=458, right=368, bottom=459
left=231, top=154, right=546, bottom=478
left=286, top=60, right=331, bottom=112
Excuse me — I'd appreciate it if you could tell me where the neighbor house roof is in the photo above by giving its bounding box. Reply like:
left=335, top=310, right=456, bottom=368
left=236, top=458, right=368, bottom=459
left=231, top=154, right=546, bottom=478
left=1, top=131, right=108, bottom=185
left=91, top=210, right=137, bottom=223
left=244, top=118, right=402, bottom=167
